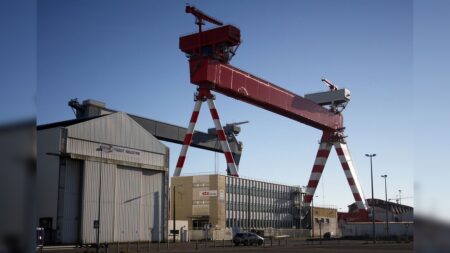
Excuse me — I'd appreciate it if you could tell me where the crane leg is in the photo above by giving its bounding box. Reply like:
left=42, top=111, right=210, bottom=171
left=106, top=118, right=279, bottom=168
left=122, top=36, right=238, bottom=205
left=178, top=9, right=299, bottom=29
left=173, top=99, right=203, bottom=177
left=333, top=141, right=368, bottom=211
left=206, top=93, right=239, bottom=177
left=304, top=132, right=333, bottom=206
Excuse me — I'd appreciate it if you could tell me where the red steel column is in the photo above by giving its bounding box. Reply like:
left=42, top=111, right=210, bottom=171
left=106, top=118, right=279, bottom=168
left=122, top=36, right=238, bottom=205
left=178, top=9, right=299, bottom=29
left=334, top=141, right=368, bottom=211
left=173, top=99, right=203, bottom=177
left=304, top=132, right=333, bottom=206
left=205, top=95, right=239, bottom=177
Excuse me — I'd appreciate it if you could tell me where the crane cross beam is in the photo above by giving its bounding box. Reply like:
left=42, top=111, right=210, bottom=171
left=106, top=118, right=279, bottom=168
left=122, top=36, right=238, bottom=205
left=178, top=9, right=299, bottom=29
left=188, top=58, right=343, bottom=131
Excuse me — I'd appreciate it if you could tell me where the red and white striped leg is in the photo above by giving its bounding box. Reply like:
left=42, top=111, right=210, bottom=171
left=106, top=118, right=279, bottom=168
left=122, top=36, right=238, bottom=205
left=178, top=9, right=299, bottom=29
left=334, top=141, right=368, bottom=211
left=304, top=133, right=333, bottom=206
left=206, top=97, right=239, bottom=177
left=173, top=99, right=203, bottom=177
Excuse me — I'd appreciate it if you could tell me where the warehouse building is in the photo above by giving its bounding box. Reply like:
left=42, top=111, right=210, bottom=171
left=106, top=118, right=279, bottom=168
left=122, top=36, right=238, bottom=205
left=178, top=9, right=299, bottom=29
left=170, top=174, right=304, bottom=239
left=37, top=112, right=169, bottom=245
left=339, top=199, right=414, bottom=237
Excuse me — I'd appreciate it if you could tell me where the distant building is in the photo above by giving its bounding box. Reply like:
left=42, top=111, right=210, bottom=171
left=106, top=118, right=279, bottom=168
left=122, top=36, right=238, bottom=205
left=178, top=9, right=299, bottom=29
left=37, top=112, right=169, bottom=245
left=170, top=174, right=304, bottom=239
left=339, top=199, right=414, bottom=237
left=310, top=207, right=338, bottom=238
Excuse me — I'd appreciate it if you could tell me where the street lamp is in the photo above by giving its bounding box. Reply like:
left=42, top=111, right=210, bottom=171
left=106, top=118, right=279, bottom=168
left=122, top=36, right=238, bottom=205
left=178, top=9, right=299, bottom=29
left=95, top=144, right=113, bottom=253
left=311, top=195, right=318, bottom=238
left=381, top=174, right=389, bottom=238
left=172, top=184, right=183, bottom=243
left=300, top=188, right=306, bottom=230
left=365, top=153, right=376, bottom=244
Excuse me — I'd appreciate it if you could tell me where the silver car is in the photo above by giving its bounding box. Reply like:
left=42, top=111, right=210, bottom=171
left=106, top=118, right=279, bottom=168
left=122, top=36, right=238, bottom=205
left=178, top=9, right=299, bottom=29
left=233, top=232, right=264, bottom=246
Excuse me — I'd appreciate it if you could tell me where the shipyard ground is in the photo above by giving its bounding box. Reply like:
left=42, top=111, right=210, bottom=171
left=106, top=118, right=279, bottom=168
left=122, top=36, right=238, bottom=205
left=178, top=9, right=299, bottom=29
left=38, top=239, right=413, bottom=253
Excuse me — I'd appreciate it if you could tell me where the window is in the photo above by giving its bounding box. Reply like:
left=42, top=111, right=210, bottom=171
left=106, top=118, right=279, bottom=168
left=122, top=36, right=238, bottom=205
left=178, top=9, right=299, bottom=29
left=193, top=220, right=209, bottom=230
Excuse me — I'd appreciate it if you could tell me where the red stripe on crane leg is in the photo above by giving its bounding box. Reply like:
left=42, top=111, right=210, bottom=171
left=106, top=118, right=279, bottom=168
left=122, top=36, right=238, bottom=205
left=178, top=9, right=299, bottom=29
left=190, top=111, right=200, bottom=123
left=317, top=149, right=331, bottom=157
left=307, top=180, right=319, bottom=188
left=183, top=133, right=193, bottom=145
left=341, top=163, right=350, bottom=170
left=353, top=193, right=362, bottom=201
left=217, top=130, right=227, bottom=141
left=312, top=165, right=325, bottom=173
left=224, top=152, right=234, bottom=163
left=210, top=108, right=219, bottom=119
left=176, top=156, right=186, bottom=168
left=347, top=178, right=356, bottom=186
left=304, top=195, right=312, bottom=203
left=335, top=148, right=344, bottom=156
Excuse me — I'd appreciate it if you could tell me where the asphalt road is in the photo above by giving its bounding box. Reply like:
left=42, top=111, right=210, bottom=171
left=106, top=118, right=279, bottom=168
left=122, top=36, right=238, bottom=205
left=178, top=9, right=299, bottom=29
left=39, top=240, right=413, bottom=253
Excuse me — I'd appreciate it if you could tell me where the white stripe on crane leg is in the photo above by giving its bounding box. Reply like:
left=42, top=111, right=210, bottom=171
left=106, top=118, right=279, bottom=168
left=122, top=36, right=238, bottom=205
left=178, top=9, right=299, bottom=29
left=350, top=185, right=359, bottom=193
left=306, top=187, right=316, bottom=195
left=309, top=172, right=322, bottom=181
left=314, top=157, right=328, bottom=165
left=318, top=142, right=330, bottom=150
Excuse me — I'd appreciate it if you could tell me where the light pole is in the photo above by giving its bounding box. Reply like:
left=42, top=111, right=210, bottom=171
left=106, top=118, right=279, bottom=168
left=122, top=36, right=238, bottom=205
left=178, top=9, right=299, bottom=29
left=365, top=153, right=376, bottom=244
left=95, top=144, right=113, bottom=253
left=172, top=185, right=176, bottom=243
left=381, top=174, right=389, bottom=238
left=300, top=190, right=306, bottom=230
left=311, top=195, right=318, bottom=238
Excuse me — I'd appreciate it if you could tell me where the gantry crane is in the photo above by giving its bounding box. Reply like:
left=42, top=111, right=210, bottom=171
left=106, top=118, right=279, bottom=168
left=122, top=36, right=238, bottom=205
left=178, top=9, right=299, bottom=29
left=174, top=5, right=369, bottom=215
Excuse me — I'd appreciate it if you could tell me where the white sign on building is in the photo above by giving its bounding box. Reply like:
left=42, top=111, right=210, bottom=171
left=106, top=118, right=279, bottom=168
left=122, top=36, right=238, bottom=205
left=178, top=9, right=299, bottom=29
left=199, top=190, right=218, bottom=197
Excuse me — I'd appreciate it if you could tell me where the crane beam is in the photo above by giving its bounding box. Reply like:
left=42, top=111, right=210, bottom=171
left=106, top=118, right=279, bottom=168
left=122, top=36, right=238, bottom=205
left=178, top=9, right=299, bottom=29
left=188, top=58, right=343, bottom=131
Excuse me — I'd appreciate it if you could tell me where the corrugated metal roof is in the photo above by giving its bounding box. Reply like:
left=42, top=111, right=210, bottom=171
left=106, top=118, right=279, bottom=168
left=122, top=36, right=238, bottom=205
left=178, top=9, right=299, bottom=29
left=66, top=112, right=167, bottom=154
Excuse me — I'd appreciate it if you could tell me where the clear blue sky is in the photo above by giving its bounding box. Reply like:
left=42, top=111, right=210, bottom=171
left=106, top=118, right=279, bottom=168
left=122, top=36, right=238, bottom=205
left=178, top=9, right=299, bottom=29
left=0, top=0, right=448, bottom=225
left=413, top=0, right=450, bottom=222
left=34, top=0, right=417, bottom=212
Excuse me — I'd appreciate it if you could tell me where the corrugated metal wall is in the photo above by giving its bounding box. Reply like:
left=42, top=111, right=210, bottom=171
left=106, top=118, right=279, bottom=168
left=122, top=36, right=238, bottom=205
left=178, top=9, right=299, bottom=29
left=59, top=158, right=82, bottom=243
left=115, top=166, right=141, bottom=242
left=140, top=169, right=162, bottom=241
left=81, top=160, right=117, bottom=243
left=81, top=161, right=164, bottom=243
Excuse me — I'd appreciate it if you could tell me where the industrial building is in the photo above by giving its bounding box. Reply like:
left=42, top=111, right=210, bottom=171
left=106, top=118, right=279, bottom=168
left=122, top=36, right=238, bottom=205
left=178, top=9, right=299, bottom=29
left=170, top=174, right=306, bottom=240
left=310, top=207, right=338, bottom=238
left=339, top=199, right=414, bottom=237
left=37, top=112, right=169, bottom=245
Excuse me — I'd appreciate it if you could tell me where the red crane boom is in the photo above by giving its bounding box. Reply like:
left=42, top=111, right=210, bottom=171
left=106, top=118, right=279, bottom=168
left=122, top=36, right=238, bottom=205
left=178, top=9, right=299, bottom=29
left=188, top=58, right=343, bottom=131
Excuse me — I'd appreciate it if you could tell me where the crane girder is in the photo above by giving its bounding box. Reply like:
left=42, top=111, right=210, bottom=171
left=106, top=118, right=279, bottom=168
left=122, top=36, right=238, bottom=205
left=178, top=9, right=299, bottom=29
left=188, top=58, right=343, bottom=131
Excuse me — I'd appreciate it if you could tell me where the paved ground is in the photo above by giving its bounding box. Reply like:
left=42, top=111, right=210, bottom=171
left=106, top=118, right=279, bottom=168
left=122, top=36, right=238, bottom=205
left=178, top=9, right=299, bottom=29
left=39, top=239, right=413, bottom=253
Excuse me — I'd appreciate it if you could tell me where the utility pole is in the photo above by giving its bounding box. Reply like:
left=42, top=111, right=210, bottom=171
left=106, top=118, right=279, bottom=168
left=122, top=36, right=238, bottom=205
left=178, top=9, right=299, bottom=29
left=381, top=175, right=389, bottom=238
left=365, top=153, right=376, bottom=244
left=173, top=185, right=176, bottom=243
left=311, top=195, right=317, bottom=238
left=300, top=191, right=306, bottom=230
left=95, top=145, right=112, bottom=253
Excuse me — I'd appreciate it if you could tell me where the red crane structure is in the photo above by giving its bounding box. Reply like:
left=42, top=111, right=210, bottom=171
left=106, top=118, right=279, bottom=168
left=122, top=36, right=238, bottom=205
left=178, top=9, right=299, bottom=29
left=174, top=5, right=369, bottom=214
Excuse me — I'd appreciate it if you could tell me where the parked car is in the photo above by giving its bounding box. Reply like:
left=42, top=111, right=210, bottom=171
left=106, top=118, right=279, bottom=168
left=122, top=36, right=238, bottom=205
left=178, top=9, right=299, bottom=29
left=233, top=232, right=264, bottom=246
left=323, top=232, right=334, bottom=239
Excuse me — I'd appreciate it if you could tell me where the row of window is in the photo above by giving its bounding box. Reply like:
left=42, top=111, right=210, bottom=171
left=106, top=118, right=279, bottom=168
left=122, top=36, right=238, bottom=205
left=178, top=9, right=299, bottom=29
left=225, top=184, right=294, bottom=200
left=226, top=218, right=294, bottom=229
left=226, top=201, right=292, bottom=213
